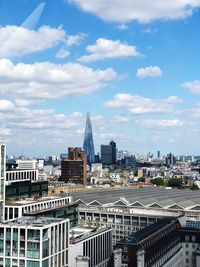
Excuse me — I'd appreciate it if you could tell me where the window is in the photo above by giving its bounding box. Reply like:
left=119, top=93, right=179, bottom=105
left=185, top=235, right=190, bottom=242
left=192, top=235, right=196, bottom=242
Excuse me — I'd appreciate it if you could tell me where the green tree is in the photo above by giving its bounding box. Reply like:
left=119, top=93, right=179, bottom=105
left=138, top=177, right=145, bottom=183
left=150, top=177, right=165, bottom=186
left=168, top=178, right=182, bottom=187
left=190, top=184, right=199, bottom=190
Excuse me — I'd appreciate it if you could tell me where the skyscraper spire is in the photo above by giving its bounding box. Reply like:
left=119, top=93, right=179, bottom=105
left=83, top=112, right=95, bottom=163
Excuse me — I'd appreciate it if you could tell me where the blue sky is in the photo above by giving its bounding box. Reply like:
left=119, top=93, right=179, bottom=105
left=0, top=0, right=199, bottom=157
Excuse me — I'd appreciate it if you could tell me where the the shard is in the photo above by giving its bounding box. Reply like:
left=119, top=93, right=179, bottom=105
left=83, top=112, right=95, bottom=164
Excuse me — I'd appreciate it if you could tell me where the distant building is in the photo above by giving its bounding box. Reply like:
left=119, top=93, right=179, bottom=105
left=157, top=150, right=160, bottom=159
left=83, top=112, right=95, bottom=164
left=166, top=153, right=176, bottom=167
left=16, top=159, right=38, bottom=170
left=101, top=140, right=117, bottom=166
left=60, top=147, right=87, bottom=185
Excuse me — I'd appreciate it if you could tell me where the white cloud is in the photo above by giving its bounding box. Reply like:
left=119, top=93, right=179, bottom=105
left=66, top=33, right=87, bottom=46
left=0, top=100, right=15, bottom=111
left=67, top=0, right=200, bottom=23
left=0, top=59, right=117, bottom=99
left=15, top=99, right=44, bottom=107
left=137, top=119, right=184, bottom=128
left=113, top=115, right=130, bottom=123
left=0, top=25, right=86, bottom=58
left=105, top=93, right=182, bottom=114
left=78, top=38, right=141, bottom=63
left=115, top=24, right=128, bottom=30
left=0, top=100, right=83, bottom=131
left=136, top=66, right=162, bottom=78
left=182, top=80, right=200, bottom=95
left=56, top=49, right=70, bottom=58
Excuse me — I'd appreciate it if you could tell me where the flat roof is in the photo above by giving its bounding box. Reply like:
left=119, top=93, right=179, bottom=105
left=5, top=195, right=71, bottom=206
left=1, top=216, right=66, bottom=227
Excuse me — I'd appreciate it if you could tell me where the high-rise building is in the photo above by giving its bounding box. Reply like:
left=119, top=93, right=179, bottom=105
left=0, top=143, right=5, bottom=222
left=83, top=113, right=95, bottom=164
left=166, top=153, right=176, bottom=167
left=101, top=140, right=117, bottom=166
left=60, top=147, right=87, bottom=185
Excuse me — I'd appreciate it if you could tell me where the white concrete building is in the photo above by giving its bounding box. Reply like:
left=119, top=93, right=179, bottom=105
left=4, top=196, right=72, bottom=222
left=0, top=216, right=69, bottom=267
left=16, top=160, right=38, bottom=170
left=69, top=226, right=112, bottom=267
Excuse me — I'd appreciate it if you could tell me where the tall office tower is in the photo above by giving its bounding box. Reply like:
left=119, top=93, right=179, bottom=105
left=101, top=140, right=117, bottom=166
left=0, top=143, right=5, bottom=221
left=60, top=147, right=88, bottom=185
left=110, top=140, right=117, bottom=164
left=157, top=150, right=160, bottom=159
left=166, top=153, right=176, bottom=167
left=83, top=112, right=95, bottom=164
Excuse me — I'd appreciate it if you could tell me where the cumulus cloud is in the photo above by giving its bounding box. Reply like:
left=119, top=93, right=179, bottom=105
left=136, top=66, right=162, bottom=78
left=56, top=49, right=70, bottom=58
left=137, top=119, right=184, bottom=128
left=0, top=25, right=86, bottom=58
left=0, top=59, right=117, bottom=99
left=0, top=100, right=83, bottom=131
left=78, top=38, right=141, bottom=63
left=66, top=33, right=87, bottom=46
left=67, top=0, right=200, bottom=23
left=182, top=80, right=200, bottom=95
left=105, top=93, right=182, bottom=114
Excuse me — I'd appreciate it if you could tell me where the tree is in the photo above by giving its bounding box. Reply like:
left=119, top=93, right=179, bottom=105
left=150, top=177, right=165, bottom=186
left=168, top=178, right=182, bottom=187
left=190, top=184, right=199, bottom=190
left=138, top=177, right=145, bottom=183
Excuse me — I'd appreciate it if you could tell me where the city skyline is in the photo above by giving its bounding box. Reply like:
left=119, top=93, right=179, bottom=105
left=0, top=0, right=199, bottom=156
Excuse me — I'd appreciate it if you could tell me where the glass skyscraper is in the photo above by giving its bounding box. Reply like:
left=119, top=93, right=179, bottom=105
left=83, top=112, right=95, bottom=163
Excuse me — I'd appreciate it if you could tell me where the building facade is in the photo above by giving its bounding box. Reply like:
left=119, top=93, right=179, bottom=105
left=101, top=141, right=116, bottom=166
left=70, top=187, right=200, bottom=244
left=83, top=112, right=95, bottom=164
left=60, top=147, right=87, bottom=185
left=0, top=217, right=69, bottom=267
left=69, top=226, right=112, bottom=267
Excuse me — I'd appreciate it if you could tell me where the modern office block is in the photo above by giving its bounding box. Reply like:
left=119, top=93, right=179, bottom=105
left=4, top=196, right=72, bottom=221
left=0, top=216, right=69, bottom=267
left=16, top=160, right=38, bottom=170
left=5, top=180, right=48, bottom=200
left=69, top=226, right=112, bottom=267
left=101, top=141, right=116, bottom=166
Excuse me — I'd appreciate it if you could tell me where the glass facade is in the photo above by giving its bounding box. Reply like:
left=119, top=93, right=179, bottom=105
left=83, top=112, right=95, bottom=163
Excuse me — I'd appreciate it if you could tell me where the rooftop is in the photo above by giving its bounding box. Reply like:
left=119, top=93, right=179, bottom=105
left=119, top=218, right=177, bottom=245
left=69, top=226, right=110, bottom=244
left=5, top=195, right=71, bottom=206
left=1, top=216, right=66, bottom=227
left=70, top=187, right=200, bottom=211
